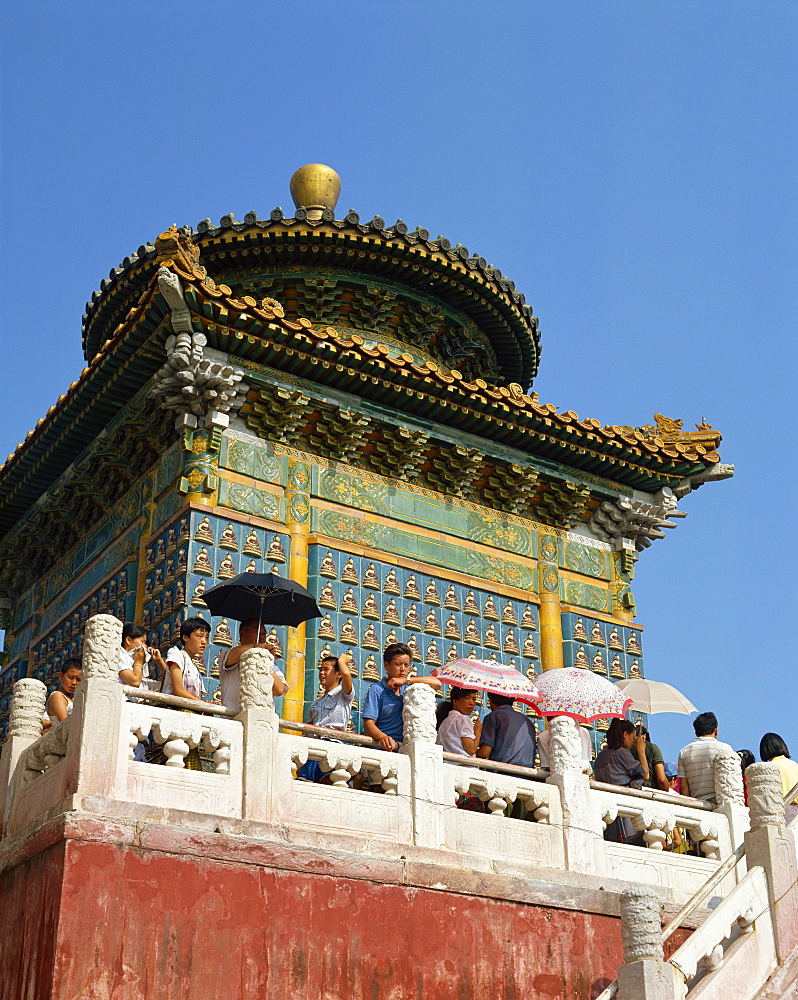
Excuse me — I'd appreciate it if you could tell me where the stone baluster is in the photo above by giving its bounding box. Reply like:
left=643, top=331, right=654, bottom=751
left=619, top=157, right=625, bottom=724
left=401, top=683, right=447, bottom=849
left=0, top=679, right=48, bottom=836
left=744, top=762, right=798, bottom=962
left=63, top=614, right=127, bottom=801
left=237, top=646, right=279, bottom=822
left=616, top=887, right=683, bottom=999
left=632, top=805, right=677, bottom=851
left=713, top=751, right=749, bottom=856
left=546, top=716, right=605, bottom=874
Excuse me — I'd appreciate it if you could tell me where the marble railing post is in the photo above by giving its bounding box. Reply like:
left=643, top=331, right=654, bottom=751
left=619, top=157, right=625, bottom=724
left=545, top=716, right=604, bottom=873
left=0, top=678, right=48, bottom=836
left=401, top=684, right=448, bottom=849
left=713, top=751, right=750, bottom=858
left=744, top=762, right=798, bottom=962
left=616, top=888, right=683, bottom=999
left=236, top=646, right=279, bottom=821
left=64, top=614, right=127, bottom=800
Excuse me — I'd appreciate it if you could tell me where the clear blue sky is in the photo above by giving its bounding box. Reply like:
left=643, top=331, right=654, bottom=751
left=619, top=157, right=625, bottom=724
left=2, top=3, right=796, bottom=762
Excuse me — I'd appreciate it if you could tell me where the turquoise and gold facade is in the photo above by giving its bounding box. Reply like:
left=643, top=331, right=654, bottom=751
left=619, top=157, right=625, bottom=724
left=0, top=166, right=731, bottom=746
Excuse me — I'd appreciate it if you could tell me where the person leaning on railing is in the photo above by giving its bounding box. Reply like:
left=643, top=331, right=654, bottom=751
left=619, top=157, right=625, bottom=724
left=594, top=719, right=649, bottom=846
left=760, top=733, right=798, bottom=822
left=362, top=643, right=442, bottom=752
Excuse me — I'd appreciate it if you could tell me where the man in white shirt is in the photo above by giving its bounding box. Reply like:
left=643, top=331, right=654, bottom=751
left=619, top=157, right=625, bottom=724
left=678, top=712, right=735, bottom=806
left=218, top=619, right=288, bottom=713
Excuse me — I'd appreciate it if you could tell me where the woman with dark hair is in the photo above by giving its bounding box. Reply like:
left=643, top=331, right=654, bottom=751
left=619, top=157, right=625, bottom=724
left=594, top=719, right=650, bottom=845
left=736, top=749, right=755, bottom=806
left=759, top=733, right=798, bottom=821
left=436, top=687, right=482, bottom=756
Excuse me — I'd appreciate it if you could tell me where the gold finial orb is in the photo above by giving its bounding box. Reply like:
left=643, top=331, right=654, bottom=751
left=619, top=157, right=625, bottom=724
left=289, top=163, right=341, bottom=220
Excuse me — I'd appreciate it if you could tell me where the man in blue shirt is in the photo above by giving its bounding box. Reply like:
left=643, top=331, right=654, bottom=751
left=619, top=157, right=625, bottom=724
left=476, top=693, right=537, bottom=768
left=363, top=642, right=442, bottom=750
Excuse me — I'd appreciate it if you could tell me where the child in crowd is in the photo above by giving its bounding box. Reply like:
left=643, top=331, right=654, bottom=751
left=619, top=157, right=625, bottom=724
left=118, top=623, right=166, bottom=694
left=45, top=659, right=83, bottom=729
left=218, top=619, right=288, bottom=714
left=362, top=643, right=442, bottom=751
left=663, top=762, right=684, bottom=852
left=161, top=618, right=212, bottom=770
left=436, top=687, right=482, bottom=756
left=298, top=652, right=355, bottom=783
left=737, top=748, right=755, bottom=805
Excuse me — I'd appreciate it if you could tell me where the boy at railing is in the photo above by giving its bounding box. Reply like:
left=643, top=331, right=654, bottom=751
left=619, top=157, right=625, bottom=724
left=362, top=642, right=442, bottom=751
left=218, top=619, right=289, bottom=713
left=298, top=652, right=355, bottom=783
left=45, top=659, right=83, bottom=731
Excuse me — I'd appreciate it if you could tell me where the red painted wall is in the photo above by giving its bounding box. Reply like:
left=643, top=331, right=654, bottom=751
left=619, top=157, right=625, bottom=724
left=2, top=837, right=691, bottom=1000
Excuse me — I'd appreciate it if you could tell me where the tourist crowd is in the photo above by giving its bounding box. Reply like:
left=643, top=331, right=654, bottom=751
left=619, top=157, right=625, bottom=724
left=42, top=618, right=798, bottom=831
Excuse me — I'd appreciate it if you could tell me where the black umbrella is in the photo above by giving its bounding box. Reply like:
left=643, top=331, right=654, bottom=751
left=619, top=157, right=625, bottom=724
left=202, top=573, right=322, bottom=629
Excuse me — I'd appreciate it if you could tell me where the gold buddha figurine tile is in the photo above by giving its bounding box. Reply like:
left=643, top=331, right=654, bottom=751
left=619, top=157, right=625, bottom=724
left=219, top=524, right=239, bottom=551
left=424, top=580, right=440, bottom=605
left=317, top=614, right=336, bottom=640
left=590, top=622, right=606, bottom=646
left=591, top=650, right=606, bottom=673
left=193, top=547, right=213, bottom=575
left=363, top=654, right=380, bottom=681
left=340, top=587, right=359, bottom=614
left=483, top=595, right=499, bottom=620
left=243, top=529, right=262, bottom=557
left=174, top=581, right=186, bottom=607
left=362, top=592, right=380, bottom=619
left=166, top=528, right=178, bottom=554
left=503, top=630, right=519, bottom=655
left=319, top=643, right=333, bottom=660
left=191, top=579, right=208, bottom=606
left=339, top=618, right=358, bottom=645
left=404, top=604, right=421, bottom=629
left=484, top=624, right=499, bottom=649
left=446, top=644, right=459, bottom=662
left=464, top=619, right=481, bottom=643
left=424, top=609, right=441, bottom=635
left=425, top=640, right=442, bottom=666
left=266, top=535, right=286, bottom=563
left=318, top=581, right=337, bottom=610
left=383, top=567, right=400, bottom=595
left=244, top=559, right=258, bottom=574
left=218, top=553, right=237, bottom=579
left=153, top=569, right=164, bottom=595
left=443, top=585, right=460, bottom=611
left=444, top=615, right=461, bottom=640
left=610, top=654, right=624, bottom=678
left=194, top=516, right=214, bottom=544
left=341, top=558, right=359, bottom=585
left=464, top=591, right=480, bottom=615
left=574, top=645, right=589, bottom=669
left=501, top=602, right=517, bottom=625
left=404, top=574, right=421, bottom=600
left=608, top=627, right=623, bottom=651
left=177, top=548, right=188, bottom=573
left=385, top=628, right=399, bottom=647
left=362, top=622, right=381, bottom=650
left=626, top=632, right=642, bottom=655
left=211, top=653, right=221, bottom=677
left=213, top=619, right=233, bottom=646
left=264, top=629, right=282, bottom=658
left=363, top=563, right=381, bottom=590
left=319, top=551, right=337, bottom=578
left=573, top=618, right=589, bottom=642
left=629, top=659, right=642, bottom=678
left=406, top=634, right=421, bottom=661
left=383, top=598, right=400, bottom=625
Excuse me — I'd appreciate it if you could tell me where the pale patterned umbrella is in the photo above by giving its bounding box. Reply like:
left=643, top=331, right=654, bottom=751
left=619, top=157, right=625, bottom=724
left=433, top=658, right=541, bottom=706
left=531, top=667, right=633, bottom=722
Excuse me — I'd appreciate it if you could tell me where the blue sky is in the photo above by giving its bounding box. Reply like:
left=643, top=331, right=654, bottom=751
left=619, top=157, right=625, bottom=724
left=2, top=2, right=796, bottom=761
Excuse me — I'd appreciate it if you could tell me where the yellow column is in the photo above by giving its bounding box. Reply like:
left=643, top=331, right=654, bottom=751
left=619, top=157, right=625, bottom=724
left=537, top=533, right=564, bottom=671
left=283, top=458, right=311, bottom=722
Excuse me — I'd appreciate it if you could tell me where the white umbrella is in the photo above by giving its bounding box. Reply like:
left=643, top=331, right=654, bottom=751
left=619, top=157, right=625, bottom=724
left=614, top=678, right=697, bottom=716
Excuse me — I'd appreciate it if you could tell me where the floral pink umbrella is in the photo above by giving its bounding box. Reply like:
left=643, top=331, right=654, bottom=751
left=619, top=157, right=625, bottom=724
left=432, top=657, right=541, bottom=706
left=530, top=667, right=633, bottom=722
